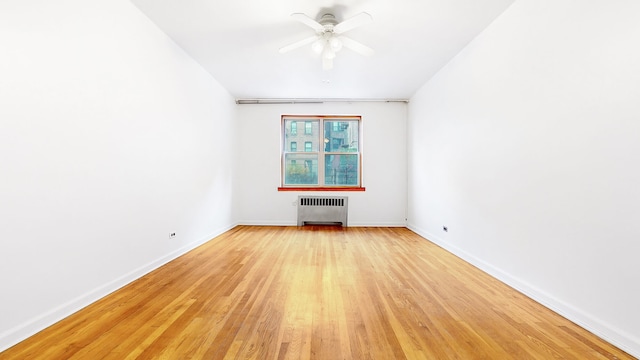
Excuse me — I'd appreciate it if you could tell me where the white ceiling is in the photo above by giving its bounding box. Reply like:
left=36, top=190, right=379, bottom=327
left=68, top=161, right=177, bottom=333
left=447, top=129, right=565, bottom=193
left=130, top=0, right=515, bottom=100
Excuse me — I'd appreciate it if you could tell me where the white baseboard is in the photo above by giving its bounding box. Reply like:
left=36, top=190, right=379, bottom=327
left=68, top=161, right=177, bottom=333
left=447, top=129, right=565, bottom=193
left=349, top=222, right=407, bottom=227
left=407, top=223, right=640, bottom=358
left=236, top=220, right=297, bottom=226
left=236, top=221, right=408, bottom=227
left=0, top=223, right=236, bottom=353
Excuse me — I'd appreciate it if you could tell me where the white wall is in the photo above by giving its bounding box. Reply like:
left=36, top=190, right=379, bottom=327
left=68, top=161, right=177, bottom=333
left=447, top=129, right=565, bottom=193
left=408, top=0, right=640, bottom=356
left=0, top=0, right=236, bottom=351
left=235, top=102, right=407, bottom=226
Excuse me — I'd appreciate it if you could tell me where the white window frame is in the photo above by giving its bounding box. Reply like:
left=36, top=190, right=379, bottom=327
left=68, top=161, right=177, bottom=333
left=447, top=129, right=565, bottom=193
left=281, top=115, right=363, bottom=189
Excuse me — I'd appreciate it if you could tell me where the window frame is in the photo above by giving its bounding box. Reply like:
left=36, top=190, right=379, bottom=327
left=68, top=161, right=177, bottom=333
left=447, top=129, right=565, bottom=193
left=279, top=115, right=365, bottom=191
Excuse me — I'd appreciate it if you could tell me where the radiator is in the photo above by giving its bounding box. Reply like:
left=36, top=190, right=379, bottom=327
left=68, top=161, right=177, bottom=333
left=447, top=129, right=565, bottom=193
left=297, top=196, right=348, bottom=226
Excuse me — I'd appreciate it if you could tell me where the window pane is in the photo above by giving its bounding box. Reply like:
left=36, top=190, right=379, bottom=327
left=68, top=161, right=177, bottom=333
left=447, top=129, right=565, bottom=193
left=324, top=154, right=359, bottom=185
left=305, top=121, right=313, bottom=135
left=290, top=142, right=297, bottom=152
left=323, top=120, right=359, bottom=152
left=284, top=153, right=318, bottom=185
left=284, top=119, right=319, bottom=153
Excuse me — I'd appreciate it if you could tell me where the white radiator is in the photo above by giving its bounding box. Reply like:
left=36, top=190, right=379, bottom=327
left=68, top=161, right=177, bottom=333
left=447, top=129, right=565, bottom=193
left=297, top=196, right=348, bottom=226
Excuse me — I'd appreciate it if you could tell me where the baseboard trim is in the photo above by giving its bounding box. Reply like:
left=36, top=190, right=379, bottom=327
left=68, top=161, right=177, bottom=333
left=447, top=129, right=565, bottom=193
left=236, top=221, right=408, bottom=227
left=407, top=223, right=640, bottom=358
left=237, top=220, right=297, bottom=226
left=0, top=223, right=236, bottom=353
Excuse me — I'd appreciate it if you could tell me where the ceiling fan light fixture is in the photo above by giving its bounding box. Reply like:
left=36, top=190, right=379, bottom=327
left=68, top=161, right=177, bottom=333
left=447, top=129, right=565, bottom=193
left=311, top=38, right=324, bottom=54
left=322, top=57, right=333, bottom=70
left=322, top=45, right=336, bottom=60
left=329, top=36, right=343, bottom=52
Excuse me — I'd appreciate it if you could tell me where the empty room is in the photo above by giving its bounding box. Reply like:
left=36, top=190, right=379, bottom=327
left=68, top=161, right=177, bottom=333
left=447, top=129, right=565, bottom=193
left=1, top=0, right=638, bottom=359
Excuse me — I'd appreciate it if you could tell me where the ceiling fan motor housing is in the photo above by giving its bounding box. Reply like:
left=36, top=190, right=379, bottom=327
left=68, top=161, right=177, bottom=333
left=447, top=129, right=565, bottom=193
left=319, top=14, right=339, bottom=29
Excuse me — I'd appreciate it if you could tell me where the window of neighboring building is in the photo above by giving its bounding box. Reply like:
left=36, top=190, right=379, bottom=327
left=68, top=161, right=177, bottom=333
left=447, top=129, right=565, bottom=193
left=281, top=115, right=362, bottom=189
left=291, top=121, right=297, bottom=135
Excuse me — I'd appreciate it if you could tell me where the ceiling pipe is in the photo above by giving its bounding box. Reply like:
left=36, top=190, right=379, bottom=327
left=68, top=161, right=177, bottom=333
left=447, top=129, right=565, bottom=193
left=235, top=98, right=409, bottom=104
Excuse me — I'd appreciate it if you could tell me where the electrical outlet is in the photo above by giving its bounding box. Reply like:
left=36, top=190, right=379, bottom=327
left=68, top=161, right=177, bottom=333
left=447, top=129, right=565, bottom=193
left=442, top=226, right=448, bottom=232
left=169, top=232, right=176, bottom=239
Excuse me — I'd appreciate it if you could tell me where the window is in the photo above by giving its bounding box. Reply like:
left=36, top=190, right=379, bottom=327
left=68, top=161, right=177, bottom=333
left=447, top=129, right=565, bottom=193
left=291, top=121, right=297, bottom=135
left=281, top=115, right=362, bottom=189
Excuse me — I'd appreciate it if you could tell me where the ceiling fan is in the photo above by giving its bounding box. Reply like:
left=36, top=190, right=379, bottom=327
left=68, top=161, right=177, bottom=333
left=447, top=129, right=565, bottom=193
left=279, top=12, right=375, bottom=70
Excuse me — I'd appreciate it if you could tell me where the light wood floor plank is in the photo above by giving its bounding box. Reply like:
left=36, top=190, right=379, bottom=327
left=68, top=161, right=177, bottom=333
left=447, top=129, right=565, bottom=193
left=0, top=226, right=634, bottom=359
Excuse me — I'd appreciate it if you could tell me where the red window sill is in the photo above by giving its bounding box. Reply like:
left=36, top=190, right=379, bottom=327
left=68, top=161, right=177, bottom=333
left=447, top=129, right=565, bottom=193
left=278, top=187, right=365, bottom=192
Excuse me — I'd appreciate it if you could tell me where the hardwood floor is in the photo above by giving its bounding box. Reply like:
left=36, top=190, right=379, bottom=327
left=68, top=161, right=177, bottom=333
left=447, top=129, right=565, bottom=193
left=0, top=226, right=633, bottom=359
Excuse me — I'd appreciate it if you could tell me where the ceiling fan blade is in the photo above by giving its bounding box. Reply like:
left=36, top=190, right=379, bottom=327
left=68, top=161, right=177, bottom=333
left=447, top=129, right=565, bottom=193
left=290, top=13, right=325, bottom=32
left=333, top=12, right=373, bottom=34
left=339, top=36, right=374, bottom=56
left=279, top=35, right=318, bottom=54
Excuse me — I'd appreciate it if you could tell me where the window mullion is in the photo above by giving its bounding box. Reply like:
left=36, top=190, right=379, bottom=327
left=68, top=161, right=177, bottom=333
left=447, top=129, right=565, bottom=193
left=318, top=119, right=325, bottom=186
